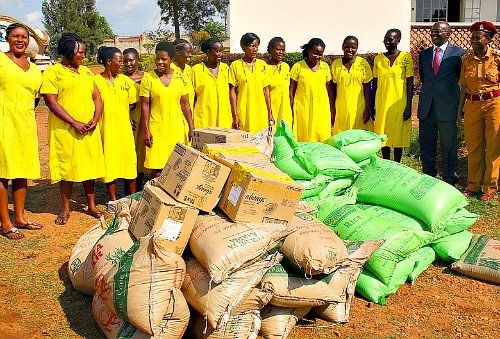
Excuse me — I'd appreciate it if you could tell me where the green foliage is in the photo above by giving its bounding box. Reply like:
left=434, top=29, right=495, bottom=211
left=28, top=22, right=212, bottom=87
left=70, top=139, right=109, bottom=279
left=97, top=16, right=114, bottom=39
left=283, top=52, right=303, bottom=67
left=157, top=0, right=218, bottom=37
left=139, top=54, right=156, bottom=71
left=42, top=0, right=108, bottom=56
left=202, top=21, right=227, bottom=40
left=190, top=31, right=210, bottom=53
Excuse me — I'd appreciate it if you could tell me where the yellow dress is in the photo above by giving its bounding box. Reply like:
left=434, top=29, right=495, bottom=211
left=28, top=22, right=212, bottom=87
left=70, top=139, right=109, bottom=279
left=373, top=52, right=414, bottom=147
left=139, top=69, right=189, bottom=170
left=290, top=60, right=332, bottom=142
left=94, top=74, right=137, bottom=183
left=171, top=63, right=195, bottom=110
left=41, top=63, right=105, bottom=183
left=266, top=62, right=293, bottom=127
left=191, top=62, right=232, bottom=129
left=229, top=59, right=270, bottom=133
left=129, top=81, right=146, bottom=173
left=331, top=56, right=373, bottom=135
left=0, top=52, right=42, bottom=179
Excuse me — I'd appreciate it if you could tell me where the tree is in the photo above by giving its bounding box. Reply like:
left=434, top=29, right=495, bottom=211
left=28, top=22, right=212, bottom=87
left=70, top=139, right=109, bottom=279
left=98, top=16, right=114, bottom=40
left=212, top=0, right=229, bottom=30
left=42, top=0, right=107, bottom=56
left=202, top=21, right=226, bottom=40
left=156, top=0, right=217, bottom=38
left=144, top=28, right=174, bottom=54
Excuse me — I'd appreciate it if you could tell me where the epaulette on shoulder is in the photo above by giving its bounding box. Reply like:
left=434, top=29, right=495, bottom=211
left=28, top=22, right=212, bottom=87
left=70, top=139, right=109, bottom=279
left=491, top=48, right=500, bottom=56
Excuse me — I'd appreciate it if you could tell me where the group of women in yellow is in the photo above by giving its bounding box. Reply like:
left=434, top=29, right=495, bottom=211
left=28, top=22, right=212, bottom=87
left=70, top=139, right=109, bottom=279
left=0, top=23, right=415, bottom=240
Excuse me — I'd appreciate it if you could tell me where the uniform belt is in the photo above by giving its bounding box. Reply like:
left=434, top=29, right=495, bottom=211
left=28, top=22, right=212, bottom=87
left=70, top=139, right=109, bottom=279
left=466, top=90, right=500, bottom=101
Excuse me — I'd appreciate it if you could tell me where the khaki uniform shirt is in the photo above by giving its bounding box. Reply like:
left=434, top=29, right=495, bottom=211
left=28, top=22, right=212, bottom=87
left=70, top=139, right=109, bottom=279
left=459, top=47, right=500, bottom=94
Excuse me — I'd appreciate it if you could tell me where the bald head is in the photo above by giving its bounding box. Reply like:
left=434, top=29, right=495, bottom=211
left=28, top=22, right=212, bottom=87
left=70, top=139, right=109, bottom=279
left=430, top=21, right=451, bottom=47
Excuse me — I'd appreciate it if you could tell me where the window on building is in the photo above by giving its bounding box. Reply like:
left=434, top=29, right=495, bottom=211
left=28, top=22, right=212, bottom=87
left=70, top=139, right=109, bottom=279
left=416, top=0, right=448, bottom=22
left=463, top=0, right=481, bottom=22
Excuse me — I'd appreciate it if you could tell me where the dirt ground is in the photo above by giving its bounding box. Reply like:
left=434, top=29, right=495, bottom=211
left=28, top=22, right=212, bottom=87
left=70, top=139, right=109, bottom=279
left=0, top=99, right=498, bottom=338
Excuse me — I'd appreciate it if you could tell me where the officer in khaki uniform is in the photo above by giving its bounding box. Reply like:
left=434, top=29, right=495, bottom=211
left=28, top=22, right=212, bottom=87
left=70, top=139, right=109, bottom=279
left=457, top=21, right=500, bottom=201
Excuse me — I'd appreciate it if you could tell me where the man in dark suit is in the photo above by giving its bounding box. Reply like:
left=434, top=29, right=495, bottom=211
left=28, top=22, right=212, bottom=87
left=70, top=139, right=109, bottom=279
left=418, top=21, right=465, bottom=185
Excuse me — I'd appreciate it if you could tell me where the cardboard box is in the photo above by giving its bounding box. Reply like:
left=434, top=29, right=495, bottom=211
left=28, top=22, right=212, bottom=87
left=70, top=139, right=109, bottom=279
left=218, top=162, right=304, bottom=224
left=157, top=143, right=231, bottom=212
left=129, top=185, right=199, bottom=255
left=192, top=127, right=250, bottom=151
left=203, top=142, right=272, bottom=169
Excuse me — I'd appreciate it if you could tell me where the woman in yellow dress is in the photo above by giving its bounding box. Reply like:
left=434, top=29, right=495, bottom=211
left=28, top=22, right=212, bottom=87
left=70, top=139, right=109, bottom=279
left=331, top=35, right=373, bottom=135
left=372, top=29, right=414, bottom=163
left=94, top=46, right=137, bottom=203
left=0, top=23, right=43, bottom=240
left=191, top=37, right=232, bottom=128
left=123, top=48, right=146, bottom=190
left=290, top=38, right=334, bottom=142
left=229, top=32, right=274, bottom=133
left=266, top=37, right=293, bottom=127
left=41, top=33, right=105, bottom=225
left=172, top=39, right=195, bottom=110
left=140, top=41, right=194, bottom=178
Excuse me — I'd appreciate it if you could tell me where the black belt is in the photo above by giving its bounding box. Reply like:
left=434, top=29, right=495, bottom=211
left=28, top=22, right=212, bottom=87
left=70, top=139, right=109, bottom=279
left=467, top=89, right=500, bottom=101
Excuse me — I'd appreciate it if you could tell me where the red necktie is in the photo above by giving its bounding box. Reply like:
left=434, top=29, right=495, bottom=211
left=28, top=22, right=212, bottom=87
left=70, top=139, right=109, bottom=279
left=433, top=47, right=440, bottom=76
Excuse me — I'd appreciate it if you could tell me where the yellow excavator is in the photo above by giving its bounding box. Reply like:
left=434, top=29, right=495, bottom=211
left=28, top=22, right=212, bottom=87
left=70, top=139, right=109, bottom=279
left=0, top=14, right=52, bottom=70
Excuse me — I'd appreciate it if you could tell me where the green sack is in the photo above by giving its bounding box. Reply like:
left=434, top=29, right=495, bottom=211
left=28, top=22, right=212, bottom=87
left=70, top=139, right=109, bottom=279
left=353, top=156, right=468, bottom=232
left=296, top=174, right=332, bottom=199
left=299, top=142, right=362, bottom=179
left=309, top=186, right=358, bottom=219
left=431, top=230, right=473, bottom=262
left=325, top=129, right=387, bottom=162
left=356, top=157, right=373, bottom=169
left=355, top=203, right=428, bottom=231
left=444, top=208, right=479, bottom=235
left=272, top=120, right=318, bottom=179
left=321, top=204, right=433, bottom=284
left=407, top=246, right=436, bottom=283
left=318, top=178, right=353, bottom=199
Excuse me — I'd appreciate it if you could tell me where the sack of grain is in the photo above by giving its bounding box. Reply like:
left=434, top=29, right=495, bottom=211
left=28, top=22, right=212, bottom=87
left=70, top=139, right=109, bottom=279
left=407, top=246, right=436, bottom=283
left=92, top=200, right=137, bottom=288
left=189, top=214, right=294, bottom=283
left=299, top=142, right=362, bottom=179
left=92, top=289, right=189, bottom=339
left=296, top=174, right=331, bottom=198
left=313, top=240, right=384, bottom=323
left=68, top=217, right=108, bottom=295
left=280, top=211, right=347, bottom=275
left=188, top=309, right=261, bottom=339
left=307, top=186, right=358, bottom=218
left=431, top=230, right=473, bottom=262
left=325, top=129, right=387, bottom=162
left=182, top=253, right=281, bottom=330
left=353, top=156, right=468, bottom=231
left=452, top=235, right=500, bottom=284
left=321, top=204, right=433, bottom=284
left=272, top=120, right=318, bottom=179
left=259, top=306, right=310, bottom=339
left=443, top=208, right=478, bottom=235
left=95, top=234, right=186, bottom=336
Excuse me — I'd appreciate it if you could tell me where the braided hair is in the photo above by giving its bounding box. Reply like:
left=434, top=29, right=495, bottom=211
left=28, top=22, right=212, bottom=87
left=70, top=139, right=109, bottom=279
left=57, top=33, right=85, bottom=61
left=300, top=38, right=325, bottom=59
left=200, top=37, right=221, bottom=53
left=123, top=47, right=139, bottom=59
left=97, top=46, right=121, bottom=65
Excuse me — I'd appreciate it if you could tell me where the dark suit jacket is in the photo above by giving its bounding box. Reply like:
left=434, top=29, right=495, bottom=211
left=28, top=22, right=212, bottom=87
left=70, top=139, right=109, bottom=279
left=418, top=44, right=465, bottom=121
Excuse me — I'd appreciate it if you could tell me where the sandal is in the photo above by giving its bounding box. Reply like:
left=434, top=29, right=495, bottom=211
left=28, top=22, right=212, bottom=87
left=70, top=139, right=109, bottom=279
left=1, top=227, right=25, bottom=240
left=16, top=220, right=44, bottom=230
left=55, top=214, right=70, bottom=225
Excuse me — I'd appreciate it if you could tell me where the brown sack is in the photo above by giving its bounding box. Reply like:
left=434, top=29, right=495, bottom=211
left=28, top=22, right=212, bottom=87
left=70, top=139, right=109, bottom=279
left=92, top=289, right=189, bottom=339
left=451, top=235, right=500, bottom=284
left=188, top=309, right=261, bottom=339
left=189, top=214, right=294, bottom=283
left=67, top=217, right=108, bottom=295
left=280, top=211, right=348, bottom=275
left=314, top=240, right=384, bottom=323
left=96, top=234, right=186, bottom=336
left=92, top=199, right=137, bottom=290
left=182, top=253, right=282, bottom=330
left=259, top=306, right=310, bottom=339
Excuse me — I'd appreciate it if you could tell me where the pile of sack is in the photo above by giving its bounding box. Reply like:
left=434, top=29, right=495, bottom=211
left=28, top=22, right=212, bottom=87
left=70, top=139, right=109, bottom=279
left=67, top=127, right=386, bottom=339
left=272, top=121, right=499, bottom=304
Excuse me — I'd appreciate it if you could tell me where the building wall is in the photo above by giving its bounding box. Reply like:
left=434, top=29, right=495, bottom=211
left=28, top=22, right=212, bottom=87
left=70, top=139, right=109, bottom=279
left=228, top=0, right=412, bottom=54
left=480, top=0, right=498, bottom=21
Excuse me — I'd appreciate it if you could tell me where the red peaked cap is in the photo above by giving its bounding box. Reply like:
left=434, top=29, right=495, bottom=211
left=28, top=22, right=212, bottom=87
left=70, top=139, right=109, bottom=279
left=470, top=21, right=497, bottom=35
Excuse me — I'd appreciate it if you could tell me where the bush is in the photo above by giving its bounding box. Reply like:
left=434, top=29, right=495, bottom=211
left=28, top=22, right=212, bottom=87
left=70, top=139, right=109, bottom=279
left=190, top=31, right=210, bottom=53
